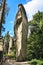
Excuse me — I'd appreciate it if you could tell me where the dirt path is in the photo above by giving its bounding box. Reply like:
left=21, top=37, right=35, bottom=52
left=13, top=61, right=29, bottom=65
left=3, top=59, right=30, bottom=65
left=9, top=61, right=29, bottom=65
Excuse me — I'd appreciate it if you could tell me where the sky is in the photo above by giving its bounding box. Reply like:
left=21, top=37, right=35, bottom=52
left=2, top=0, right=43, bottom=37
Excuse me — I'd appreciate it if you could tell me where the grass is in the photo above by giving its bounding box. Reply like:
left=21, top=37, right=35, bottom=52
left=28, top=59, right=43, bottom=65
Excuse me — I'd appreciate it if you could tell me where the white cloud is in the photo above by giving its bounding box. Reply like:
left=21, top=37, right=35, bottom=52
left=24, top=0, right=43, bottom=21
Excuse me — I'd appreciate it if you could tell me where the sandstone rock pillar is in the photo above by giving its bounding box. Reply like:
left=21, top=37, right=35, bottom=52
left=14, top=4, right=28, bottom=61
left=8, top=36, right=13, bottom=54
left=0, top=37, right=3, bottom=51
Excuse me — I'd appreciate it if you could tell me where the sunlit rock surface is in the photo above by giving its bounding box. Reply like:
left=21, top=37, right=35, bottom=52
left=14, top=4, right=28, bottom=61
left=0, top=37, right=3, bottom=51
left=8, top=36, right=13, bottom=54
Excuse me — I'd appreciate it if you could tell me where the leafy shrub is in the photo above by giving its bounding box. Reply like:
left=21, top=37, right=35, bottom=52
left=27, top=11, right=43, bottom=60
left=4, top=53, right=16, bottom=60
left=29, top=59, right=43, bottom=65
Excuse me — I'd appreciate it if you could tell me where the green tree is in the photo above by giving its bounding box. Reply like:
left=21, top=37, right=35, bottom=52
left=27, top=11, right=43, bottom=60
left=0, top=0, right=9, bottom=36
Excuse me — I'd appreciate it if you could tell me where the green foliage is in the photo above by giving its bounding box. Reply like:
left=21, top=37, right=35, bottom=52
left=29, top=59, right=43, bottom=65
left=27, top=11, right=43, bottom=60
left=4, top=53, right=16, bottom=60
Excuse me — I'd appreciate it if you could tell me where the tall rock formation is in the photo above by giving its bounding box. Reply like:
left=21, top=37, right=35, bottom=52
left=0, top=37, right=3, bottom=51
left=14, top=4, right=28, bottom=61
left=8, top=36, right=13, bottom=54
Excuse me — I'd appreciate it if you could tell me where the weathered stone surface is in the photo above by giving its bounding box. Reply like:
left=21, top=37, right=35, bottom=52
left=4, top=35, right=13, bottom=54
left=8, top=36, right=13, bottom=54
left=0, top=37, right=3, bottom=51
left=14, top=4, right=28, bottom=61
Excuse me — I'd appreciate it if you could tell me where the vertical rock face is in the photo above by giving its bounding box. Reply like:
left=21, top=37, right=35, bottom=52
left=0, top=37, right=3, bottom=63
left=8, top=36, right=13, bottom=54
left=3, top=34, right=9, bottom=54
left=14, top=4, right=28, bottom=61
left=4, top=37, right=7, bottom=53
left=0, top=37, right=3, bottom=51
left=4, top=35, right=13, bottom=54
